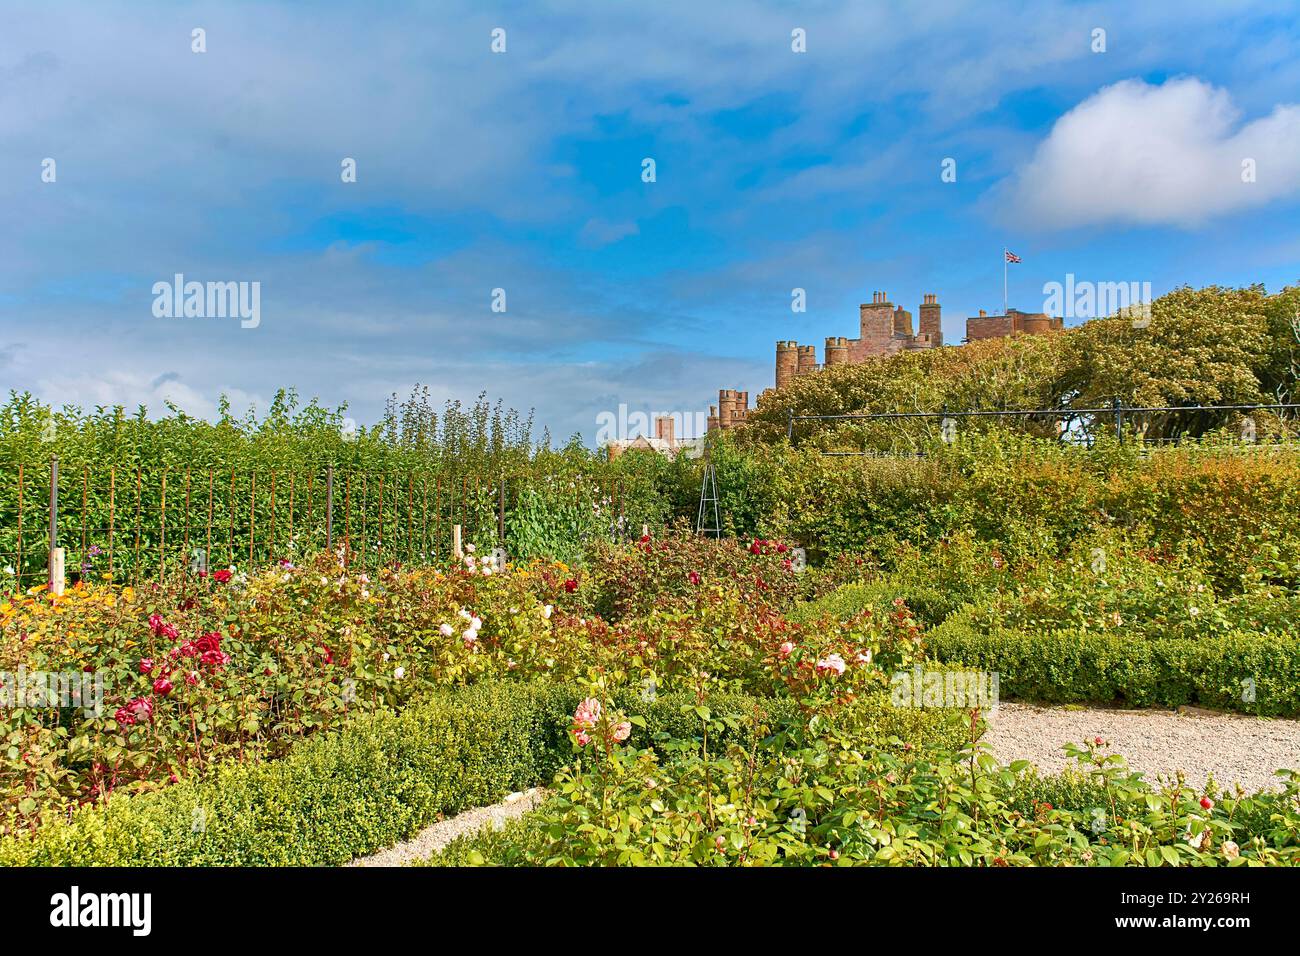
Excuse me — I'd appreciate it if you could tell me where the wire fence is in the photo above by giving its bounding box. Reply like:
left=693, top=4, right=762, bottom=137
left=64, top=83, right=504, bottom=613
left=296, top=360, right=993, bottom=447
left=0, top=462, right=629, bottom=592
left=787, top=401, right=1300, bottom=455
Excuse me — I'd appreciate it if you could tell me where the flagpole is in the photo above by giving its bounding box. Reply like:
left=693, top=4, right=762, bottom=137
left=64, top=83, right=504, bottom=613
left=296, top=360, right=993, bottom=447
left=1003, top=249, right=1008, bottom=316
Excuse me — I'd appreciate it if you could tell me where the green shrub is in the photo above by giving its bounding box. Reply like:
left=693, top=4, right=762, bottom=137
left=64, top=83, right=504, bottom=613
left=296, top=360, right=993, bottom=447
left=927, top=621, right=1300, bottom=715
left=1, top=678, right=964, bottom=866
left=790, top=580, right=970, bottom=630
left=0, top=682, right=576, bottom=866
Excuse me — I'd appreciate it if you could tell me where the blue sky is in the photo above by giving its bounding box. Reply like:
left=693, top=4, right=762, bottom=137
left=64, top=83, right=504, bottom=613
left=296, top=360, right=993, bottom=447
left=3, top=0, right=1300, bottom=442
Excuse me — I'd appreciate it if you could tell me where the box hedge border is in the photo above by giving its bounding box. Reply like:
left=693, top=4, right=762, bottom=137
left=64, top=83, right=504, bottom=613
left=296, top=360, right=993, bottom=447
left=927, top=622, right=1300, bottom=716
left=0, top=682, right=968, bottom=866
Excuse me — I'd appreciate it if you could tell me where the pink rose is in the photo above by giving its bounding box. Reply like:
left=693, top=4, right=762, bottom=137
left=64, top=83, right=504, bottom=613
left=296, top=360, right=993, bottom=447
left=138, top=658, right=154, bottom=675
left=152, top=677, right=174, bottom=696
left=778, top=642, right=794, bottom=659
left=613, top=721, right=631, bottom=742
left=573, top=697, right=602, bottom=730
left=574, top=730, right=591, bottom=747
left=816, top=654, right=846, bottom=676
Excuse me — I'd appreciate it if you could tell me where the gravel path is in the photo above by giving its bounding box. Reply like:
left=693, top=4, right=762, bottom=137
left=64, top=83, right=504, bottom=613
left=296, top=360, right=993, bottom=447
left=348, top=788, right=546, bottom=867
left=982, top=703, right=1300, bottom=793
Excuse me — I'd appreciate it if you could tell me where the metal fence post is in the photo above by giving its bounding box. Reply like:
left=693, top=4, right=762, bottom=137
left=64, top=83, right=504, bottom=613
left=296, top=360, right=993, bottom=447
left=1113, top=398, right=1124, bottom=442
left=48, top=455, right=64, bottom=594
left=325, top=466, right=334, bottom=552
left=497, top=473, right=505, bottom=543
left=787, top=408, right=794, bottom=443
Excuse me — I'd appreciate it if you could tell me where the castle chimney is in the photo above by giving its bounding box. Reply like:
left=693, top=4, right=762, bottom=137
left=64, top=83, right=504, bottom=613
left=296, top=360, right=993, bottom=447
left=919, top=293, right=942, bottom=347
left=655, top=416, right=675, bottom=444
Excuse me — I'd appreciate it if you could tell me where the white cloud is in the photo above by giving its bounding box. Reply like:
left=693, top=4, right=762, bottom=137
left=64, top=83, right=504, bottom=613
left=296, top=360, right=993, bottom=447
left=1002, top=77, right=1300, bottom=229
left=577, top=218, right=640, bottom=248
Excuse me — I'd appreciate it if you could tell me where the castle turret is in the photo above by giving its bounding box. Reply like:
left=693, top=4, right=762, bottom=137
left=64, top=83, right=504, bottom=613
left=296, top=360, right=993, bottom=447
left=715, top=388, right=750, bottom=430
left=824, top=336, right=849, bottom=366
left=919, top=293, right=942, bottom=347
left=775, top=341, right=799, bottom=390
left=797, top=345, right=818, bottom=376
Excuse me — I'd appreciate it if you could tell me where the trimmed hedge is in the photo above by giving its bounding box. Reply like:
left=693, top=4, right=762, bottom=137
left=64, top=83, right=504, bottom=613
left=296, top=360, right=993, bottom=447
left=927, top=621, right=1300, bottom=716
left=0, top=682, right=575, bottom=866
left=1, top=681, right=968, bottom=866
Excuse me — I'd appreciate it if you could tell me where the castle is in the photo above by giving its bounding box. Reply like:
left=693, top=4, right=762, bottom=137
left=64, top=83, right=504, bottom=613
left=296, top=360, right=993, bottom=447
left=707, top=291, right=1062, bottom=431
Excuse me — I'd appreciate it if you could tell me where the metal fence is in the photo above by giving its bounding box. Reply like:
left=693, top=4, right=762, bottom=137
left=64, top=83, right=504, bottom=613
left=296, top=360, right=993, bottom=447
left=0, top=461, right=628, bottom=592
left=787, top=401, right=1300, bottom=454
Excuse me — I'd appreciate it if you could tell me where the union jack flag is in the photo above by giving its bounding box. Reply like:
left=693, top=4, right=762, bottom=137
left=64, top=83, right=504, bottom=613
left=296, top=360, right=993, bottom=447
left=1004, top=250, right=1022, bottom=263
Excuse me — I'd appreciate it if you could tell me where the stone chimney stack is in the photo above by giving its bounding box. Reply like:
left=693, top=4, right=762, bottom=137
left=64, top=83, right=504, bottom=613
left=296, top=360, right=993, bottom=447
left=919, top=293, right=942, bottom=347
left=655, top=415, right=675, bottom=444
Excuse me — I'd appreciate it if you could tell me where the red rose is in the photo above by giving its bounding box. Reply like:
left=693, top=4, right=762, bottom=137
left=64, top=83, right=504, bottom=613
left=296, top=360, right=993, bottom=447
left=185, top=671, right=200, bottom=686
left=201, top=649, right=229, bottom=669
left=126, top=696, right=154, bottom=721
left=639, top=534, right=651, bottom=544
left=152, top=677, right=174, bottom=696
left=114, top=707, right=135, bottom=727
left=564, top=578, right=578, bottom=593
left=139, top=658, right=154, bottom=675
left=213, top=569, right=232, bottom=583
left=688, top=571, right=701, bottom=585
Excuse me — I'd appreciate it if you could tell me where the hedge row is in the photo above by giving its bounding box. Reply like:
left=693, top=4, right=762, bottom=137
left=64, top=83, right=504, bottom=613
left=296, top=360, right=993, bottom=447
left=927, top=622, right=1300, bottom=716
left=0, top=682, right=968, bottom=866
left=0, top=682, right=575, bottom=866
